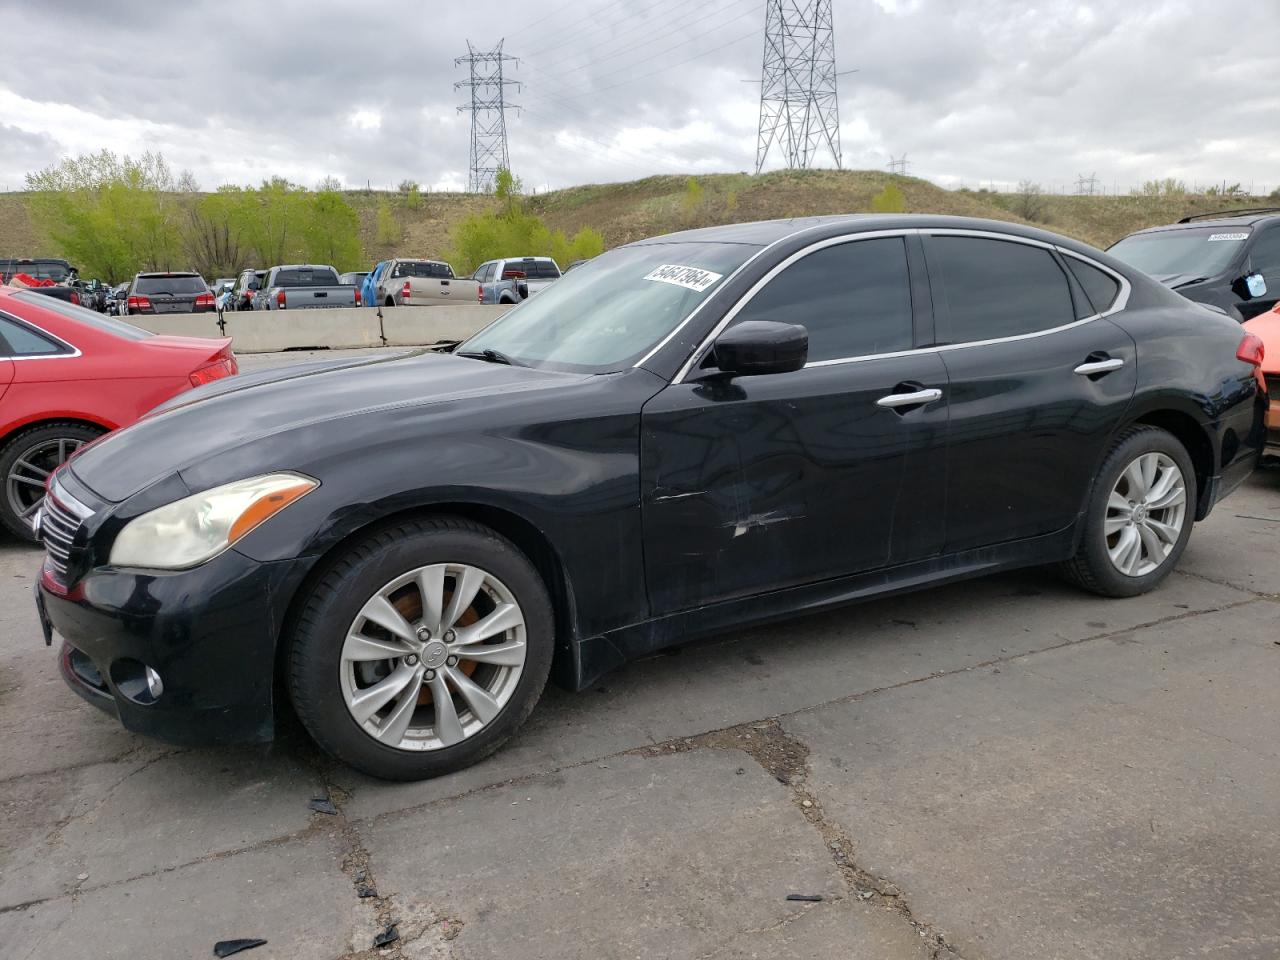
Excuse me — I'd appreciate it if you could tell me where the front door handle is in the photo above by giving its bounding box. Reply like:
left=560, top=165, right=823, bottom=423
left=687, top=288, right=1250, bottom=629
left=1074, top=357, right=1125, bottom=376
left=876, top=388, right=943, bottom=409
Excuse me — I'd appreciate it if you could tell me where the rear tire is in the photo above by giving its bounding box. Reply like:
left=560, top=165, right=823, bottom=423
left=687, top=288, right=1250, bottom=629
left=287, top=516, right=554, bottom=781
left=1061, top=425, right=1196, bottom=598
left=0, top=422, right=105, bottom=542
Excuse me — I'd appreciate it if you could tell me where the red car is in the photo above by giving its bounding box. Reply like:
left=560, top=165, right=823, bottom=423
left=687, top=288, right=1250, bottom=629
left=1244, top=304, right=1280, bottom=454
left=0, top=286, right=237, bottom=540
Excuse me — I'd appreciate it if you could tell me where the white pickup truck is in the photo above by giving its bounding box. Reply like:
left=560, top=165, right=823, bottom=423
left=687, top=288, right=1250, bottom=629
left=376, top=259, right=480, bottom=306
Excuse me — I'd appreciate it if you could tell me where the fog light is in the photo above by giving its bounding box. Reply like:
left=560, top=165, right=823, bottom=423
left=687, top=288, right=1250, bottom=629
left=145, top=666, right=164, bottom=699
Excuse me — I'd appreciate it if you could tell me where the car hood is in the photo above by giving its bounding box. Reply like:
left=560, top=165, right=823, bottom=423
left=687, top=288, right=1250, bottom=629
left=70, top=349, right=585, bottom=502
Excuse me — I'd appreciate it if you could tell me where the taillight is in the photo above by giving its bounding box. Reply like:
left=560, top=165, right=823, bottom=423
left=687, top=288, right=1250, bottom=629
left=189, top=356, right=236, bottom=387
left=127, top=294, right=152, bottom=311
left=1238, top=332, right=1265, bottom=366
left=401, top=281, right=411, bottom=301
left=354, top=287, right=362, bottom=306
left=477, top=283, right=483, bottom=303
left=1239, top=331, right=1266, bottom=391
left=276, top=289, right=286, bottom=309
left=194, top=292, right=215, bottom=308
left=70, top=292, right=80, bottom=305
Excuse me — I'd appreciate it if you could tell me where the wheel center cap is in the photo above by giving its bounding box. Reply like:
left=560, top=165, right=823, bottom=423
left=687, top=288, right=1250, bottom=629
left=1132, top=504, right=1149, bottom=523
left=422, top=640, right=448, bottom=668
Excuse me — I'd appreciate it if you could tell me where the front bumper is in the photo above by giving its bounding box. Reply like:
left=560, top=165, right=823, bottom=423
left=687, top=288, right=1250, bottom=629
left=38, top=549, right=310, bottom=746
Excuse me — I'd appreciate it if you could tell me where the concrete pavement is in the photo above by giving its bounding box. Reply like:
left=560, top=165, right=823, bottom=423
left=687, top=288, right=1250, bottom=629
left=2, top=350, right=1277, bottom=959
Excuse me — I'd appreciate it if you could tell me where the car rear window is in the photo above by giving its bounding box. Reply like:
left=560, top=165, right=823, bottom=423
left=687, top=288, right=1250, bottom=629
left=9, top=290, right=154, bottom=340
left=0, top=259, right=73, bottom=283
left=508, top=260, right=560, bottom=280
left=273, top=268, right=340, bottom=287
left=392, top=261, right=454, bottom=279
left=135, top=275, right=208, bottom=295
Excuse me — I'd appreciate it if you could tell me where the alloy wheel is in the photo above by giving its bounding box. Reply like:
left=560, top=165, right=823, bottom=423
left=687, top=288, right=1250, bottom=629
left=1105, top=452, right=1187, bottom=577
left=339, top=563, right=528, bottom=751
left=6, top=437, right=86, bottom=528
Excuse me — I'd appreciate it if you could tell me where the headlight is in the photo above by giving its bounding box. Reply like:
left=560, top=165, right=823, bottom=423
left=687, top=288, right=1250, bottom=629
left=109, top=473, right=317, bottom=570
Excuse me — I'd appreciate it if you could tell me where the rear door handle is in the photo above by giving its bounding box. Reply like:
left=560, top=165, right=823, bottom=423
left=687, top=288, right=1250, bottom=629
left=876, top=388, right=943, bottom=409
left=1074, top=357, right=1124, bottom=376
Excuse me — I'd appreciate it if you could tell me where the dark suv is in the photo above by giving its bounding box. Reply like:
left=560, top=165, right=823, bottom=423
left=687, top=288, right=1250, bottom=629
left=1108, top=208, right=1280, bottom=321
left=125, top=272, right=215, bottom=316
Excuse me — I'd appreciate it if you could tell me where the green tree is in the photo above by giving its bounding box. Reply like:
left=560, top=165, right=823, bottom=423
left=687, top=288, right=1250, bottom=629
left=24, top=150, right=185, bottom=281
left=869, top=184, right=906, bottom=213
left=305, top=191, right=363, bottom=269
left=186, top=186, right=252, bottom=279
left=681, top=177, right=704, bottom=221
left=375, top=198, right=402, bottom=248
left=241, top=177, right=309, bottom=265
left=404, top=183, right=424, bottom=210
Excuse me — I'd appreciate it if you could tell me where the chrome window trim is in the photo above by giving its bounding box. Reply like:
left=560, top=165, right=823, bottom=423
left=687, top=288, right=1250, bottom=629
left=632, top=219, right=851, bottom=371
left=1055, top=248, right=1132, bottom=314
left=0, top=309, right=81, bottom=361
left=672, top=228, right=1135, bottom=383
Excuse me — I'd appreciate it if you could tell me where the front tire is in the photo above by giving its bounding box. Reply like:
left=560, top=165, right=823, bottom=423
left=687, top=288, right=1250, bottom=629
left=1061, top=425, right=1196, bottom=598
left=0, top=422, right=104, bottom=542
left=287, top=516, right=554, bottom=780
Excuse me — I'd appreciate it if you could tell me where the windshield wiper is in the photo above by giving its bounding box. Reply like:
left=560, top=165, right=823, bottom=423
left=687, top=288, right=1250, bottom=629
left=456, top=348, right=522, bottom=367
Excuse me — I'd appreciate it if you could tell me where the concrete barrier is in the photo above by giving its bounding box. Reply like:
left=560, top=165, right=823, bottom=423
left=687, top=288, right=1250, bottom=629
left=381, top=304, right=511, bottom=346
left=128, top=304, right=514, bottom=353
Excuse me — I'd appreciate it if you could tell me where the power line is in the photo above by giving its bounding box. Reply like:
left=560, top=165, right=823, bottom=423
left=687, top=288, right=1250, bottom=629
left=888, top=154, right=910, bottom=175
left=522, top=3, right=763, bottom=108
left=455, top=40, right=520, bottom=193
left=756, top=0, right=842, bottom=173
left=525, top=0, right=757, bottom=91
left=524, top=23, right=761, bottom=108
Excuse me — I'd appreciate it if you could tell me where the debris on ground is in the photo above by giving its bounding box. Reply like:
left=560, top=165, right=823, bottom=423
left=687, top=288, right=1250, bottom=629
left=213, top=939, right=267, bottom=957
left=308, top=797, right=338, bottom=816
left=786, top=893, right=824, bottom=902
left=357, top=883, right=378, bottom=898
left=373, top=924, right=400, bottom=948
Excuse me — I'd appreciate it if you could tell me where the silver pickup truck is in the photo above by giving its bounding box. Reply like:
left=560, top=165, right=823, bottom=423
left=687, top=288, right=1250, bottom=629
left=472, top=256, right=562, bottom=303
left=376, top=259, right=480, bottom=306
left=254, top=264, right=362, bottom=310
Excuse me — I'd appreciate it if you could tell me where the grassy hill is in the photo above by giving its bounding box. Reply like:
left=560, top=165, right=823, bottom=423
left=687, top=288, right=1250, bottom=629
left=2, top=169, right=1273, bottom=267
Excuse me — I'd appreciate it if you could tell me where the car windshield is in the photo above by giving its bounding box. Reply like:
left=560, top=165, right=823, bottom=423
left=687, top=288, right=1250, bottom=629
left=10, top=290, right=154, bottom=340
left=458, top=241, right=754, bottom=373
left=1108, top=226, right=1251, bottom=279
left=506, top=260, right=560, bottom=280
left=0, top=259, right=72, bottom=283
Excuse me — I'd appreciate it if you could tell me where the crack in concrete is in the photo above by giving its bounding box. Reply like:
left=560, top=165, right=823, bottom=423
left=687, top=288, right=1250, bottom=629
left=651, top=721, right=965, bottom=960
left=1174, top=567, right=1280, bottom=601
left=314, top=765, right=463, bottom=960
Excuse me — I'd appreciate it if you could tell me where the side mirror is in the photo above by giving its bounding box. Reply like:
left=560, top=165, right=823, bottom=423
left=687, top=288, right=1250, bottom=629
left=1245, top=273, right=1267, bottom=298
left=711, top=320, right=808, bottom=376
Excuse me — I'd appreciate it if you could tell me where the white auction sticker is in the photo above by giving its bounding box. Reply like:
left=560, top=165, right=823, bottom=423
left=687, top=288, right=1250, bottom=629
left=643, top=264, right=724, bottom=292
left=1207, top=233, right=1249, bottom=241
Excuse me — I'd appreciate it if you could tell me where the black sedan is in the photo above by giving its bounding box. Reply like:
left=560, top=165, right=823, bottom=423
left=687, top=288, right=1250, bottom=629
left=36, top=215, right=1267, bottom=780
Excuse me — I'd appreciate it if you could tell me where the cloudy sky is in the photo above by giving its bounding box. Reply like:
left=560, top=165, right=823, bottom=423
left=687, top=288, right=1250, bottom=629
left=0, top=0, right=1276, bottom=195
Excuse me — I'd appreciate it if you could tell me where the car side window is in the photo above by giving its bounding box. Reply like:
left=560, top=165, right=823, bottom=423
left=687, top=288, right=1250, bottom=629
left=0, top=316, right=66, bottom=357
left=1248, top=228, right=1280, bottom=286
left=1064, top=257, right=1121, bottom=316
left=928, top=236, right=1076, bottom=343
left=735, top=237, right=914, bottom=363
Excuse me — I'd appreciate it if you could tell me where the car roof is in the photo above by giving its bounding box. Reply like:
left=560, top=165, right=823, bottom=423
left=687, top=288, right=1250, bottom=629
left=1130, top=212, right=1280, bottom=235
left=630, top=214, right=1110, bottom=256
left=136, top=271, right=200, bottom=278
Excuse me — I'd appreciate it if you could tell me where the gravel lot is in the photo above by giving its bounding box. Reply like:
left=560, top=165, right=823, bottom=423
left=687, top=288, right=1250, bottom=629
left=3, top=348, right=1278, bottom=959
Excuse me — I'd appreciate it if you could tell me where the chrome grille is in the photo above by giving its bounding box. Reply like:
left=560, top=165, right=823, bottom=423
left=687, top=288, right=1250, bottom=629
left=40, top=479, right=90, bottom=582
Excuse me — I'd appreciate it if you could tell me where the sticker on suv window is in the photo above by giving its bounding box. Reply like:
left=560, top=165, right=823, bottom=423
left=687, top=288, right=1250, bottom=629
left=643, top=264, right=724, bottom=292
left=1207, top=233, right=1249, bottom=241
